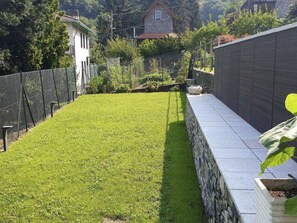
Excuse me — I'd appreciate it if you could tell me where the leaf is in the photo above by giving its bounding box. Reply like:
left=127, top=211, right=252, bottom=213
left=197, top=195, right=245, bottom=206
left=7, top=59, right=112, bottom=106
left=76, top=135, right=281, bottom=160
left=285, top=195, right=297, bottom=215
left=259, top=117, right=297, bottom=156
left=259, top=146, right=295, bottom=175
left=285, top=94, right=297, bottom=116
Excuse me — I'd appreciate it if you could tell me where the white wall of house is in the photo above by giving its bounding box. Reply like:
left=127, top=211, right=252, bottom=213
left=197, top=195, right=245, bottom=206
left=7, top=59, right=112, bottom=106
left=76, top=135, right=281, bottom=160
left=63, top=20, right=91, bottom=94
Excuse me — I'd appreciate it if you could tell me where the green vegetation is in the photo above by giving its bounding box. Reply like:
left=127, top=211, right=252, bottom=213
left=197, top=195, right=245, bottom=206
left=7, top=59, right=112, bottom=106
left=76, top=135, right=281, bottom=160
left=229, top=11, right=280, bottom=37
left=105, top=37, right=140, bottom=63
left=0, top=93, right=206, bottom=222
left=200, top=0, right=244, bottom=23
left=259, top=93, right=297, bottom=214
left=0, top=0, right=70, bottom=75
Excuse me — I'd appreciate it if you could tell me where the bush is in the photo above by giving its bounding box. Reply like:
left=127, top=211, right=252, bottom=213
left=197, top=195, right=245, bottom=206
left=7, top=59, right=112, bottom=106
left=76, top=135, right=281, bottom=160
left=115, top=84, right=131, bottom=93
left=146, top=81, right=160, bottom=92
left=86, top=76, right=104, bottom=94
left=105, top=36, right=140, bottom=63
left=176, top=51, right=191, bottom=83
left=139, top=72, right=171, bottom=85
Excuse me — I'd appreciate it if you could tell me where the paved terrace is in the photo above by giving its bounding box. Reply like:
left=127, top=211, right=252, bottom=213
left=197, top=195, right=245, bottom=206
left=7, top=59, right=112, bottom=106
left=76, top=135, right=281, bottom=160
left=187, top=94, right=297, bottom=222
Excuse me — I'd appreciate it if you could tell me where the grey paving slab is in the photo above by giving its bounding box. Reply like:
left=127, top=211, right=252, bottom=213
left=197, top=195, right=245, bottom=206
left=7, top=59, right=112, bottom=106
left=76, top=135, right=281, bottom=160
left=227, top=121, right=253, bottom=128
left=202, top=126, right=235, bottom=134
left=223, top=172, right=275, bottom=190
left=221, top=114, right=246, bottom=123
left=194, top=113, right=225, bottom=122
left=251, top=149, right=268, bottom=161
left=230, top=190, right=256, bottom=214
left=243, top=139, right=265, bottom=149
left=198, top=121, right=229, bottom=128
left=211, top=148, right=258, bottom=160
left=206, top=137, right=247, bottom=148
left=268, top=159, right=297, bottom=174
left=216, top=159, right=263, bottom=173
left=241, top=213, right=256, bottom=223
left=231, top=127, right=260, bottom=140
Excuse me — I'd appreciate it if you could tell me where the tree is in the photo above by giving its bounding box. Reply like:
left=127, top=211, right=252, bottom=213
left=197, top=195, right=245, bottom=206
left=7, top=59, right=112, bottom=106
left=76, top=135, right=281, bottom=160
left=59, top=0, right=99, bottom=19
left=229, top=11, right=280, bottom=37
left=104, top=36, right=140, bottom=63
left=285, top=0, right=297, bottom=23
left=0, top=0, right=70, bottom=75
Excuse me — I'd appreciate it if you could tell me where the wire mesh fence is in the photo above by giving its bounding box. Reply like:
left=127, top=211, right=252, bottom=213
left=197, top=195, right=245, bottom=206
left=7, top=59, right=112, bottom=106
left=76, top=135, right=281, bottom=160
left=194, top=41, right=215, bottom=73
left=0, top=65, right=98, bottom=147
left=88, top=51, right=187, bottom=94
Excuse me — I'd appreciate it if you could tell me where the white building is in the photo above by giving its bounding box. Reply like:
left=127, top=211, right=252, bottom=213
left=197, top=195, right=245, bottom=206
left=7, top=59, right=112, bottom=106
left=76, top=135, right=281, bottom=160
left=60, top=12, right=92, bottom=94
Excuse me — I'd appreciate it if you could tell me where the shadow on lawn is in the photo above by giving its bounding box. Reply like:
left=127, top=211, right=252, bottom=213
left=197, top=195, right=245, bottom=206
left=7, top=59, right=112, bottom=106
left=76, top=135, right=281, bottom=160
left=158, top=92, right=207, bottom=223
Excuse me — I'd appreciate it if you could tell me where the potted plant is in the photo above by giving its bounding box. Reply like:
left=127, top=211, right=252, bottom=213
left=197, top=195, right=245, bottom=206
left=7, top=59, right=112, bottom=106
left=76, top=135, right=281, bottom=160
left=256, top=93, right=297, bottom=222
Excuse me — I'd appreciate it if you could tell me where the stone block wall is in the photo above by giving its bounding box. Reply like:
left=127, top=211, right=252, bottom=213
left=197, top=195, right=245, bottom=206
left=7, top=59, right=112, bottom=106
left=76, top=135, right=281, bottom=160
left=193, top=69, right=214, bottom=94
left=186, top=102, right=241, bottom=223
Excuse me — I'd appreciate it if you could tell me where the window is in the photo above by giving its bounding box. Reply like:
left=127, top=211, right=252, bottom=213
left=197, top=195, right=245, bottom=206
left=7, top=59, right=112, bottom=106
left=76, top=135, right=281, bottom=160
left=155, top=10, right=161, bottom=20
left=86, top=36, right=88, bottom=49
left=80, top=33, right=83, bottom=48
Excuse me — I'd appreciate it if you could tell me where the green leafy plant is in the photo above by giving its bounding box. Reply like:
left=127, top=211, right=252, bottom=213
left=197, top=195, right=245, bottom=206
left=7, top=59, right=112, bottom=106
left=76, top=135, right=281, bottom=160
left=259, top=93, right=297, bottom=215
left=115, top=84, right=131, bottom=93
left=139, top=73, right=171, bottom=85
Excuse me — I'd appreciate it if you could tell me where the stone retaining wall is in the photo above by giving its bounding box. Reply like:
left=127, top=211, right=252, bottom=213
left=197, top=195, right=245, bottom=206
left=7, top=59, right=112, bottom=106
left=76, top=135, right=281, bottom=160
left=193, top=69, right=214, bottom=94
left=186, top=99, right=240, bottom=223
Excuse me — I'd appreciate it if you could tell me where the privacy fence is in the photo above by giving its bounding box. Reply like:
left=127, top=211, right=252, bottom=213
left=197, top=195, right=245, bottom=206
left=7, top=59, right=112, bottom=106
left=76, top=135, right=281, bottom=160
left=0, top=65, right=98, bottom=146
left=214, top=23, right=297, bottom=133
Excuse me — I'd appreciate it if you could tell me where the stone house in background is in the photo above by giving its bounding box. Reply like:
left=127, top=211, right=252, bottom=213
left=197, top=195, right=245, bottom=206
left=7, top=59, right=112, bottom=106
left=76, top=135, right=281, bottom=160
left=241, top=0, right=294, bottom=18
left=136, top=0, right=177, bottom=40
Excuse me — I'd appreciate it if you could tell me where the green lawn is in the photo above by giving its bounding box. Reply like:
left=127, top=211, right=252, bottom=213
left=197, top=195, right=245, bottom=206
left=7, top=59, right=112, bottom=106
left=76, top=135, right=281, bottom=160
left=0, top=92, right=206, bottom=223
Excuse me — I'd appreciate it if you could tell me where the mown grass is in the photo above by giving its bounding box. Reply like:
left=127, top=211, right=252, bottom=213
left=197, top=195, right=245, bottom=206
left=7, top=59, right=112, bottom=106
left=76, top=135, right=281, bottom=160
left=0, top=92, right=206, bottom=223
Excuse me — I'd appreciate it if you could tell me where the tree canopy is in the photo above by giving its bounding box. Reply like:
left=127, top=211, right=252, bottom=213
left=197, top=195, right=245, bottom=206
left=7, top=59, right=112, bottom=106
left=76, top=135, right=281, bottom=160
left=0, top=0, right=70, bottom=75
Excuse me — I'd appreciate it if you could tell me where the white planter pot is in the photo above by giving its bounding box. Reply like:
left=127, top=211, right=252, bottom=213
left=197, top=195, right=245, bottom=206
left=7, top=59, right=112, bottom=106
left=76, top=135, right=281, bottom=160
left=187, top=85, right=203, bottom=95
left=255, top=178, right=297, bottom=223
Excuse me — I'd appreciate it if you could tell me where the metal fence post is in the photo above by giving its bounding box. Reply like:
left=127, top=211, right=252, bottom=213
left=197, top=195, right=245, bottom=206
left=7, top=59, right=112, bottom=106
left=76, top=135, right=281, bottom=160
left=74, top=66, right=78, bottom=95
left=72, top=90, right=76, bottom=102
left=2, top=126, right=13, bottom=152
left=210, top=42, right=214, bottom=71
left=39, top=70, right=47, bottom=118
left=65, top=67, right=70, bottom=102
left=19, top=72, right=28, bottom=132
left=203, top=44, right=207, bottom=71
left=52, top=69, right=60, bottom=109
left=50, top=101, right=57, bottom=118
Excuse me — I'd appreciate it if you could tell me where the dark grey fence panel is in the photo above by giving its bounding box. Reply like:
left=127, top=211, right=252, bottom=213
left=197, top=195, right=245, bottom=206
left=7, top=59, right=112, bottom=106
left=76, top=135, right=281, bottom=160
left=221, top=47, right=230, bottom=105
left=238, top=40, right=255, bottom=123
left=214, top=24, right=297, bottom=133
left=273, top=28, right=297, bottom=126
left=215, top=47, right=223, bottom=98
left=228, top=44, right=241, bottom=113
left=252, top=34, right=276, bottom=132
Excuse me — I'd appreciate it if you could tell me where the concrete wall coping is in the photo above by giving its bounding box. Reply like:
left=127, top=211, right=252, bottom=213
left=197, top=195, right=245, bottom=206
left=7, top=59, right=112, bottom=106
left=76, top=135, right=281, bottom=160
left=187, top=94, right=297, bottom=223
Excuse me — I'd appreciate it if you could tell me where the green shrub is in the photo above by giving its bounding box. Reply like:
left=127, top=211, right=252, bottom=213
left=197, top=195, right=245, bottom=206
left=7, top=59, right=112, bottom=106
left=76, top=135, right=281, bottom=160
left=115, top=84, right=131, bottom=93
left=86, top=76, right=104, bottom=94
left=176, top=51, right=191, bottom=83
left=105, top=36, right=140, bottom=63
left=139, top=72, right=171, bottom=85
left=146, top=81, right=160, bottom=92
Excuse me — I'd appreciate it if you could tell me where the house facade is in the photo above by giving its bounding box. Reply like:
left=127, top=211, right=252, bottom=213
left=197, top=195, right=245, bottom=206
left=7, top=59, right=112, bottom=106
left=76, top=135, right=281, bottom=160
left=136, top=0, right=177, bottom=40
left=60, top=12, right=92, bottom=94
left=241, top=0, right=294, bottom=18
